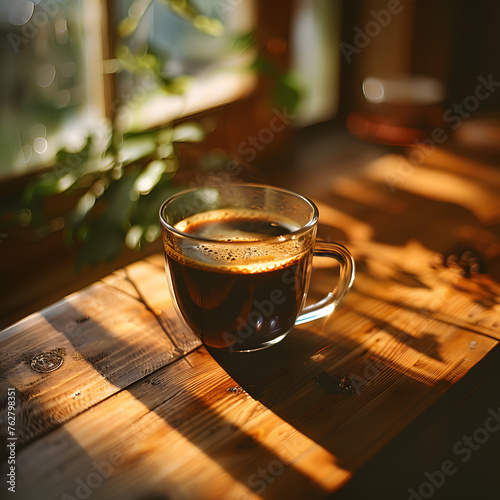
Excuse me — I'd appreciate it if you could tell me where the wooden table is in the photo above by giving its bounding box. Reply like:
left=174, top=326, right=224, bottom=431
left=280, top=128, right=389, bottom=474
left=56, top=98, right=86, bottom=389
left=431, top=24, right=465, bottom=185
left=2, top=148, right=500, bottom=499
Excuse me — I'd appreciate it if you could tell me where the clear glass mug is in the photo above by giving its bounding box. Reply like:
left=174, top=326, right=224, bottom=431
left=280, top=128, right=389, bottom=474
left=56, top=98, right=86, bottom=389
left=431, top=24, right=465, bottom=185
left=159, top=184, right=355, bottom=352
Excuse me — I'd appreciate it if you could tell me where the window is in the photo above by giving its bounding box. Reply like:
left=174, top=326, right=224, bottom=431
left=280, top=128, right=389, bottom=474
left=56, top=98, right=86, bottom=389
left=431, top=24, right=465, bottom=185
left=112, top=0, right=257, bottom=131
left=0, top=0, right=342, bottom=325
left=0, top=0, right=257, bottom=179
left=0, top=0, right=91, bottom=178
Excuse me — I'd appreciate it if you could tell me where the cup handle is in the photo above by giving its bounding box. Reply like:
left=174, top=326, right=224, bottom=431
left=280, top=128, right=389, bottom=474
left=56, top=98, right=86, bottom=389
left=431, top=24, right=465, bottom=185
left=295, top=241, right=355, bottom=325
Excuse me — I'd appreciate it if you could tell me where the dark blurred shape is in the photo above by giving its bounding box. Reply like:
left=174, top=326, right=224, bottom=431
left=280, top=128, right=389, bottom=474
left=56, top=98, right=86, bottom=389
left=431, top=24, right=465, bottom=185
left=315, top=371, right=357, bottom=395
left=266, top=36, right=287, bottom=55
left=339, top=0, right=500, bottom=146
left=454, top=116, right=500, bottom=155
left=442, top=246, right=487, bottom=278
left=347, top=74, right=445, bottom=144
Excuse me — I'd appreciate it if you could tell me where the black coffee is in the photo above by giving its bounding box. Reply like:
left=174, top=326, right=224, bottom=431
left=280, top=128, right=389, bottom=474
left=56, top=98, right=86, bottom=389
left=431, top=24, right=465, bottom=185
left=166, top=211, right=312, bottom=351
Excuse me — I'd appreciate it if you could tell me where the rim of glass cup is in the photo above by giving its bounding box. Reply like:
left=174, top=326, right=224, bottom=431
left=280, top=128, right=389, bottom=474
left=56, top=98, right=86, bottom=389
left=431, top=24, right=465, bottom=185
left=159, top=183, right=319, bottom=245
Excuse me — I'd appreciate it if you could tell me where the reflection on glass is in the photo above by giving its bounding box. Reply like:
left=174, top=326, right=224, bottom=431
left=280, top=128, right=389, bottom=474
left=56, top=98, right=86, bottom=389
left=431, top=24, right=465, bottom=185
left=0, top=0, right=88, bottom=178
left=114, top=0, right=257, bottom=131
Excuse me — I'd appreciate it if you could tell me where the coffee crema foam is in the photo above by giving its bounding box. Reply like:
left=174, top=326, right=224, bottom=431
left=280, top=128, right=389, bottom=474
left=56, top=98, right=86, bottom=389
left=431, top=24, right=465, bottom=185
left=167, top=208, right=314, bottom=274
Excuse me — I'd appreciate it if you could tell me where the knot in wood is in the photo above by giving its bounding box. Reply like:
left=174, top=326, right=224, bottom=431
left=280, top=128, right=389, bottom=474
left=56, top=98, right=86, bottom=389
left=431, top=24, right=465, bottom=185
left=31, top=352, right=64, bottom=373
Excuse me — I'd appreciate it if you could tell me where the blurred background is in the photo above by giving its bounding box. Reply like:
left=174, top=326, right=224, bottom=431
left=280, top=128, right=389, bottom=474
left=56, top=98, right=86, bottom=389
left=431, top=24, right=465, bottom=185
left=1, top=0, right=500, bottom=328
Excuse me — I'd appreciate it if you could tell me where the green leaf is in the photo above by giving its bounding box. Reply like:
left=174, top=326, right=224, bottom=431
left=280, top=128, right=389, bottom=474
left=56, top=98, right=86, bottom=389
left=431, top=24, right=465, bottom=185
left=157, top=141, right=175, bottom=159
left=69, top=191, right=97, bottom=237
left=117, top=0, right=154, bottom=37
left=144, top=224, right=161, bottom=243
left=125, top=225, right=144, bottom=249
left=76, top=217, right=126, bottom=269
left=172, top=122, right=205, bottom=142
left=273, top=73, right=302, bottom=114
left=115, top=46, right=161, bottom=76
left=251, top=56, right=303, bottom=113
left=76, top=173, right=139, bottom=269
left=118, top=16, right=141, bottom=38
left=158, top=0, right=225, bottom=36
left=158, top=75, right=192, bottom=95
left=192, top=14, right=224, bottom=36
left=24, top=171, right=77, bottom=203
left=231, top=31, right=256, bottom=53
left=115, top=45, right=191, bottom=95
left=130, top=177, right=179, bottom=229
left=133, top=160, right=167, bottom=195
left=117, top=135, right=156, bottom=165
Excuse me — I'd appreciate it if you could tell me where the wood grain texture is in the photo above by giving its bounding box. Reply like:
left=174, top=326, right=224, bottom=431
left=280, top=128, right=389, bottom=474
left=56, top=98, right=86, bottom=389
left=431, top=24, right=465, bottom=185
left=0, top=259, right=199, bottom=448
left=209, top=282, right=498, bottom=470
left=2, top=148, right=500, bottom=499
left=10, top=348, right=347, bottom=500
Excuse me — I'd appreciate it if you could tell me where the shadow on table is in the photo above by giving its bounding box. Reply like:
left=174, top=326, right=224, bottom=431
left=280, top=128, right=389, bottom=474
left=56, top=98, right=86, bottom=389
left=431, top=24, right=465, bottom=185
left=31, top=301, right=335, bottom=500
left=330, top=344, right=500, bottom=500
left=12, top=151, right=500, bottom=498
left=206, top=316, right=447, bottom=472
left=208, top=327, right=500, bottom=499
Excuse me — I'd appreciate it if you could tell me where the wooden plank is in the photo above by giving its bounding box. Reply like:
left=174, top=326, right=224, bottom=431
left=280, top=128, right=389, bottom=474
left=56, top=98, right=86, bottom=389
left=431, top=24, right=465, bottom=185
left=418, top=148, right=500, bottom=189
left=348, top=240, right=500, bottom=340
left=209, top=300, right=497, bottom=472
left=307, top=151, right=500, bottom=284
left=2, top=150, right=500, bottom=500
left=100, top=257, right=200, bottom=354
left=203, top=222, right=500, bottom=476
left=8, top=348, right=347, bottom=500
left=333, top=344, right=500, bottom=499
left=0, top=259, right=199, bottom=448
left=364, top=154, right=500, bottom=224
left=6, top=300, right=496, bottom=500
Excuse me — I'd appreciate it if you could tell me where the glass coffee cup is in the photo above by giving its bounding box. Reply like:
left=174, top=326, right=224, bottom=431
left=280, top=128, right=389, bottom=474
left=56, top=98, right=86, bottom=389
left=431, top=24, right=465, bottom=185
left=159, top=184, right=355, bottom=352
